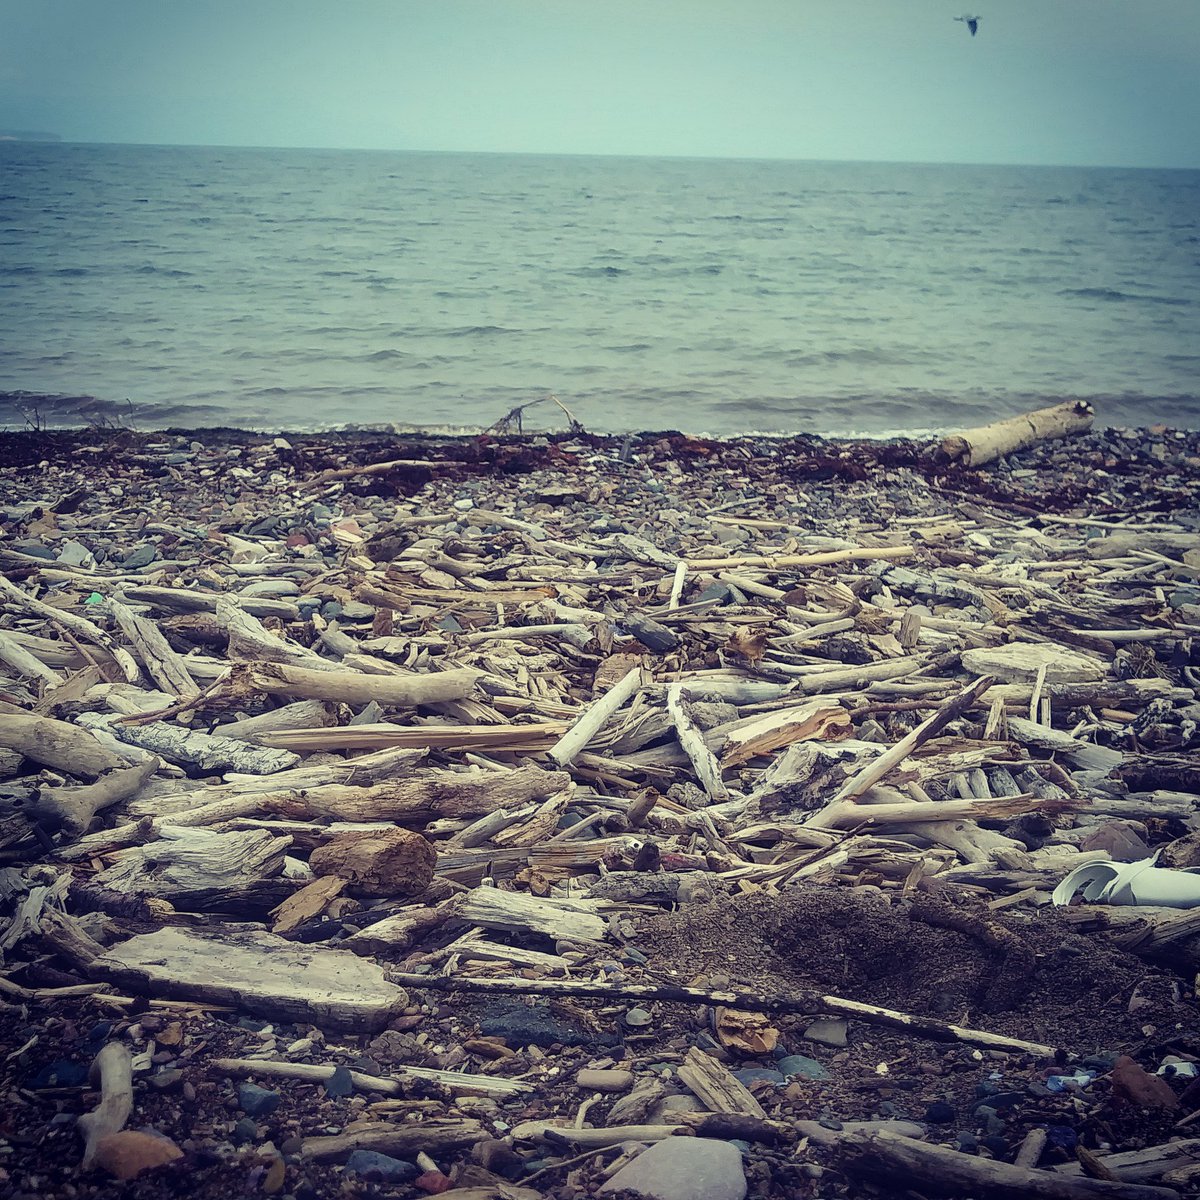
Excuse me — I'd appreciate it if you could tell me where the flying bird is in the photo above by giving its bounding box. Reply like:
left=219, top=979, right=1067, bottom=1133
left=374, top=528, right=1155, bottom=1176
left=955, top=14, right=981, bottom=36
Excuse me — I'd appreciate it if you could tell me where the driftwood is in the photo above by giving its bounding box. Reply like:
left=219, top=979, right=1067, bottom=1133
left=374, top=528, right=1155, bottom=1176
left=456, top=885, right=609, bottom=943
left=92, top=926, right=408, bottom=1030
left=548, top=666, right=643, bottom=767
left=80, top=715, right=300, bottom=775
left=108, top=598, right=200, bottom=700
left=208, top=1056, right=530, bottom=1098
left=308, top=826, right=436, bottom=898
left=939, top=399, right=1096, bottom=468
left=240, top=661, right=479, bottom=707
left=0, top=713, right=125, bottom=778
left=677, top=1046, right=765, bottom=1119
left=77, top=1041, right=134, bottom=1169
left=31, top=757, right=159, bottom=837
left=390, top=972, right=1058, bottom=1056
left=94, top=826, right=290, bottom=909
left=299, top=1118, right=486, bottom=1163
left=834, top=1127, right=1176, bottom=1200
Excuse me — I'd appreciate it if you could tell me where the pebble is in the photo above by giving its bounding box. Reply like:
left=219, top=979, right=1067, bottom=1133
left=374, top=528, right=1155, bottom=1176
left=600, top=1137, right=747, bottom=1200
left=803, top=1017, right=848, bottom=1048
left=238, top=1082, right=282, bottom=1117
left=92, top=1130, right=183, bottom=1180
left=344, top=1150, right=420, bottom=1182
left=924, top=1100, right=956, bottom=1124
left=323, top=1065, right=354, bottom=1097
left=777, top=1054, right=828, bottom=1080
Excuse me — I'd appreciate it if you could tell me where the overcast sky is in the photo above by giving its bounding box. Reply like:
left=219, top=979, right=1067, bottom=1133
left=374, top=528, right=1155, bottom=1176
left=1, top=0, right=1197, bottom=167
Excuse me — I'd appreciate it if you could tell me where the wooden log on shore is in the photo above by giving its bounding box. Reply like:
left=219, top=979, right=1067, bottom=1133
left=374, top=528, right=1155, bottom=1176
left=309, top=826, right=436, bottom=897
left=939, top=399, right=1095, bottom=468
left=238, top=661, right=479, bottom=707
left=31, top=757, right=159, bottom=837
left=833, top=1127, right=1177, bottom=1199
left=0, top=713, right=126, bottom=778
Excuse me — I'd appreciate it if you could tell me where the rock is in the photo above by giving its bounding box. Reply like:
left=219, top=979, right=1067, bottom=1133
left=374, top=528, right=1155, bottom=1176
left=122, top=544, right=158, bottom=569
left=344, top=1150, right=420, bottom=1182
left=733, top=1068, right=784, bottom=1086
left=148, top=1068, right=184, bottom=1091
left=29, top=1059, right=89, bottom=1088
left=479, top=999, right=608, bottom=1049
left=92, top=1130, right=184, bottom=1180
left=323, top=1065, right=354, bottom=1098
left=577, top=1068, right=634, bottom=1093
left=232, top=1116, right=259, bottom=1144
left=1110, top=1055, right=1179, bottom=1111
left=238, top=1082, right=282, bottom=1117
left=777, top=1054, right=828, bottom=1080
left=1080, top=821, right=1152, bottom=862
left=924, top=1100, right=956, bottom=1124
left=803, top=1018, right=848, bottom=1048
left=600, top=1137, right=747, bottom=1200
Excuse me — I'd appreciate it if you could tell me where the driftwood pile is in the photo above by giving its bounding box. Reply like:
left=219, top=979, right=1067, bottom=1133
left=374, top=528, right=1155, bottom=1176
left=2, top=404, right=1200, bottom=1197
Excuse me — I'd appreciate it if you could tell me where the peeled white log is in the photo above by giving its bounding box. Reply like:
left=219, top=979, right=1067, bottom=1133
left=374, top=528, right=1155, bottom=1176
left=548, top=666, right=643, bottom=767
left=667, top=683, right=728, bottom=801
left=458, top=885, right=608, bottom=942
left=108, top=598, right=200, bottom=699
left=0, top=629, right=63, bottom=686
left=0, top=713, right=125, bottom=778
left=241, top=661, right=479, bottom=707
left=940, top=399, right=1096, bottom=468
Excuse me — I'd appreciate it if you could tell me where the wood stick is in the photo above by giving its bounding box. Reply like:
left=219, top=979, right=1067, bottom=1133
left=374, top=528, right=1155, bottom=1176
left=33, top=757, right=159, bottom=837
left=299, top=1118, right=485, bottom=1162
left=388, top=972, right=1060, bottom=1057
left=683, top=546, right=914, bottom=571
left=548, top=666, right=643, bottom=768
left=667, top=682, right=728, bottom=801
left=823, top=675, right=995, bottom=809
left=77, top=1041, right=134, bottom=1168
left=0, top=629, right=63, bottom=687
left=0, top=574, right=141, bottom=683
left=834, top=1128, right=1176, bottom=1200
left=208, top=1056, right=530, bottom=1097
left=240, top=662, right=479, bottom=708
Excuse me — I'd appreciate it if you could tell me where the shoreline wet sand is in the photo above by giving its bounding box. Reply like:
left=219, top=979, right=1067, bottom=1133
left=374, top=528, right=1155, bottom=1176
left=2, top=418, right=1200, bottom=1200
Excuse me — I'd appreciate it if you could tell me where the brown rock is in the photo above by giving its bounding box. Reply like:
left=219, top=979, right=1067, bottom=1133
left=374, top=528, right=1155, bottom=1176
left=1080, top=821, right=1151, bottom=863
left=1110, top=1055, right=1179, bottom=1111
left=93, top=1130, right=184, bottom=1180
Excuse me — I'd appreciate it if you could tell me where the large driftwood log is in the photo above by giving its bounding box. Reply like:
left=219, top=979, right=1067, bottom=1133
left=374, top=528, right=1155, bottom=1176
left=216, top=597, right=336, bottom=670
left=834, top=1128, right=1176, bottom=1199
left=939, top=399, right=1096, bottom=468
left=677, top=1047, right=765, bottom=1119
left=548, top=666, right=643, bottom=767
left=240, top=661, right=479, bottom=707
left=217, top=700, right=336, bottom=744
left=32, top=757, right=159, bottom=837
left=0, top=713, right=125, bottom=778
left=94, top=826, right=291, bottom=910
left=457, top=886, right=609, bottom=942
left=0, top=629, right=63, bottom=687
left=309, top=827, right=436, bottom=898
left=92, top=926, right=408, bottom=1030
left=79, top=715, right=300, bottom=774
left=265, top=764, right=570, bottom=823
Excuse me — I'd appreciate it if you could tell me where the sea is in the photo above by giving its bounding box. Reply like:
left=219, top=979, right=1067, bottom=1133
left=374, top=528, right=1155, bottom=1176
left=1, top=142, right=1198, bottom=437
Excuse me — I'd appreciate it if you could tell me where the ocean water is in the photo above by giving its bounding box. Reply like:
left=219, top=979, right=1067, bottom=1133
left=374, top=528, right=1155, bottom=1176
left=1, top=143, right=1197, bottom=436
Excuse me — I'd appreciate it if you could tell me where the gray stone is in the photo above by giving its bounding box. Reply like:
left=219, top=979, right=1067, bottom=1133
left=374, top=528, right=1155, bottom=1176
left=344, top=1150, right=420, bottom=1182
left=237, top=1082, right=281, bottom=1117
left=232, top=1116, right=259, bottom=1144
left=733, top=1068, right=784, bottom=1086
left=803, top=1017, right=848, bottom=1048
left=122, top=544, right=158, bottom=569
left=323, top=1065, right=354, bottom=1098
left=778, top=1054, right=828, bottom=1080
left=600, top=1137, right=747, bottom=1200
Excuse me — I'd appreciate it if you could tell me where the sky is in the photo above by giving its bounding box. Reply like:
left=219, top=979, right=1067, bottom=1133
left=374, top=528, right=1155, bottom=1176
left=1, top=1, right=1198, bottom=168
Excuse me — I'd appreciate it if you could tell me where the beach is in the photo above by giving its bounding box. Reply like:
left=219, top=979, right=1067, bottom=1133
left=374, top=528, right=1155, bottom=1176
left=2, top=416, right=1200, bottom=1199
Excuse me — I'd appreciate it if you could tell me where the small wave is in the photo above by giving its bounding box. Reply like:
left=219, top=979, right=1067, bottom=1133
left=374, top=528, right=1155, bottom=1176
left=363, top=348, right=407, bottom=362
left=443, top=325, right=514, bottom=337
left=135, top=264, right=193, bottom=277
left=569, top=265, right=626, bottom=278
left=1059, top=286, right=1190, bottom=306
